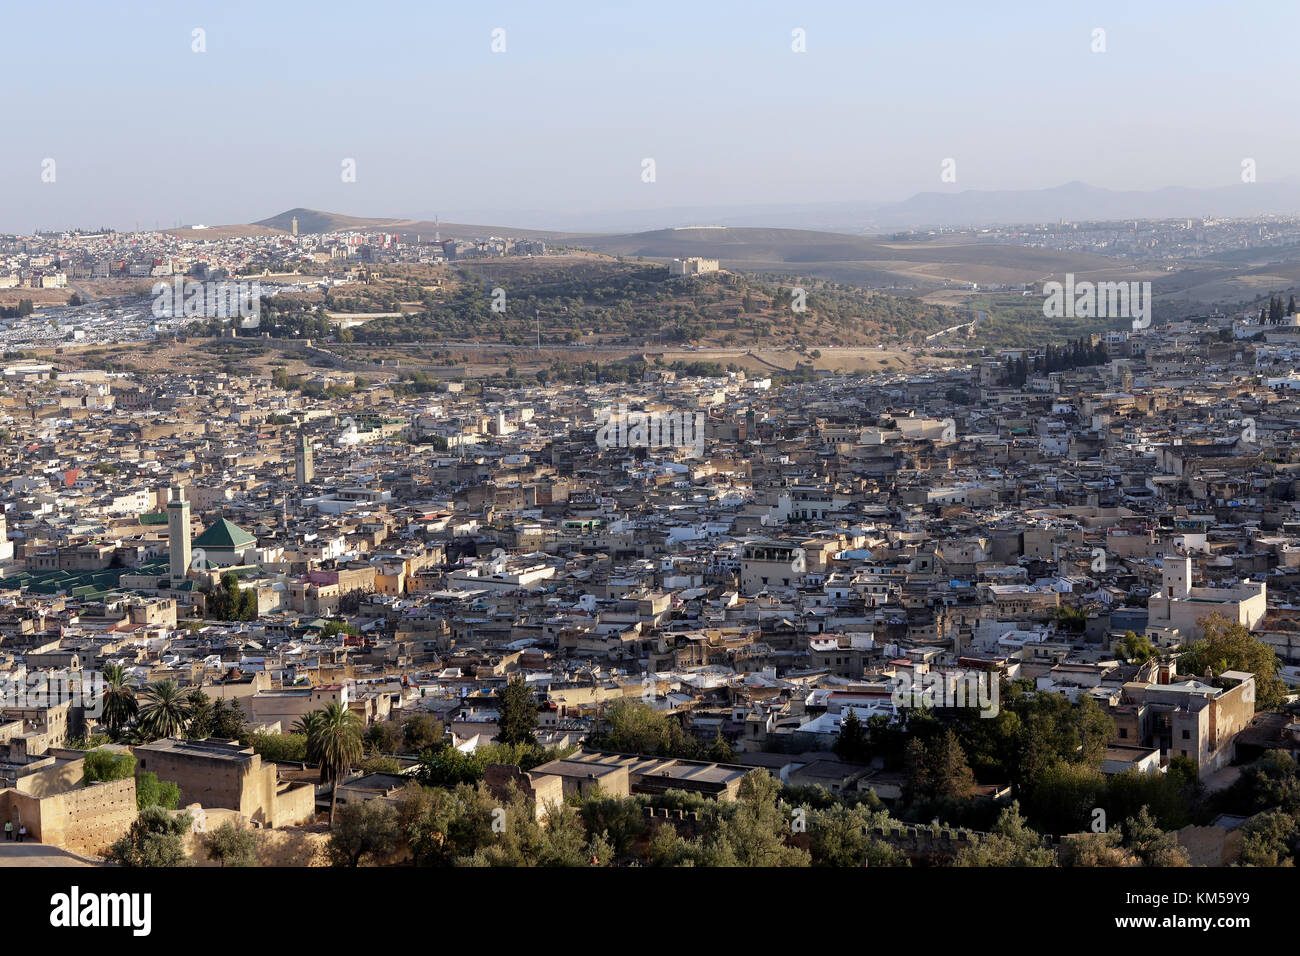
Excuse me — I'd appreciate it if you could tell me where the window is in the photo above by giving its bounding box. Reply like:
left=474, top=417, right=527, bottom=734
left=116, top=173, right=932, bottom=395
left=1118, top=728, right=1128, bottom=739
left=1181, top=729, right=1190, bottom=740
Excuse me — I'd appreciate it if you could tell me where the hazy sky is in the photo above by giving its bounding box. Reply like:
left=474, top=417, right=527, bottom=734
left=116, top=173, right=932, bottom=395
left=6, top=0, right=1295, bottom=232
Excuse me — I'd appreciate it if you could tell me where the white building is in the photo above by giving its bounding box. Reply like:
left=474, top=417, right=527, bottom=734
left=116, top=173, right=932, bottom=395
left=1146, top=554, right=1267, bottom=641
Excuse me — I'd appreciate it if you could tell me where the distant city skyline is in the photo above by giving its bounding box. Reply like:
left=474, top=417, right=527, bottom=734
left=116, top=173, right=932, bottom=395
left=6, top=0, right=1297, bottom=232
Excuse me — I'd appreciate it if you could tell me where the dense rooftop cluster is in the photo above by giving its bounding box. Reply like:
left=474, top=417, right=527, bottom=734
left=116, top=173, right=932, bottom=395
left=3, top=316, right=1300, bottom=866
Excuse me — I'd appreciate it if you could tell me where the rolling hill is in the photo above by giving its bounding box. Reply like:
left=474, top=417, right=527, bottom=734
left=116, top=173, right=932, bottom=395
left=254, top=208, right=569, bottom=242
left=562, top=226, right=1153, bottom=289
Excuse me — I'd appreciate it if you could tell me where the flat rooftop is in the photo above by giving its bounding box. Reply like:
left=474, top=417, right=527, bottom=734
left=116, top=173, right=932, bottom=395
left=133, top=737, right=255, bottom=762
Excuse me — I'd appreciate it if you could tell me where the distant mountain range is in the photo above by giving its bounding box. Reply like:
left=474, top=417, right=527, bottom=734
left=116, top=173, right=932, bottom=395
left=190, top=190, right=1300, bottom=308
left=504, top=181, right=1300, bottom=233
left=857, top=180, right=1300, bottom=231
left=243, top=182, right=1300, bottom=240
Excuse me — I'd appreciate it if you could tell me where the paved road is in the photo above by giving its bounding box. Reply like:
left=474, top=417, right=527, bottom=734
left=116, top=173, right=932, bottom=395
left=0, top=844, right=99, bottom=866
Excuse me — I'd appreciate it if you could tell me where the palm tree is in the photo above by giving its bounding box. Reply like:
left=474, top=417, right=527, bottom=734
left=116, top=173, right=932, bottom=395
left=137, top=680, right=192, bottom=740
left=293, top=710, right=323, bottom=745
left=100, top=663, right=137, bottom=740
left=304, top=703, right=363, bottom=825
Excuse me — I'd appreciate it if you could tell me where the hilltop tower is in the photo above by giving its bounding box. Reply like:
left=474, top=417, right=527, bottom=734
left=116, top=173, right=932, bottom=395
left=291, top=216, right=299, bottom=237
left=167, top=485, right=191, bottom=587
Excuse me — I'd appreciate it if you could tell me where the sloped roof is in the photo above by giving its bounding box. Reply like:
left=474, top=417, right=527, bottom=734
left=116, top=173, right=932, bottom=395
left=193, top=518, right=256, bottom=550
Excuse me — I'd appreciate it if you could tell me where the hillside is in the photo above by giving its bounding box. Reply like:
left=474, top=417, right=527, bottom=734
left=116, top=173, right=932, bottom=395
left=205, top=253, right=970, bottom=349
left=254, top=208, right=568, bottom=242
left=255, top=208, right=408, bottom=234
left=564, top=226, right=1151, bottom=290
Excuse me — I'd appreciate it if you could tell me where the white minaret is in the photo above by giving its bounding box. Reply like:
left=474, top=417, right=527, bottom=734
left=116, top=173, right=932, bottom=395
left=1162, top=554, right=1192, bottom=599
left=167, top=485, right=191, bottom=587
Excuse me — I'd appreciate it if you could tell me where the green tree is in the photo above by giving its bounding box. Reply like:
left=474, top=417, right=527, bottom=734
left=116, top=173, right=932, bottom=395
left=201, top=572, right=258, bottom=622
left=328, top=800, right=401, bottom=866
left=1060, top=831, right=1138, bottom=867
left=807, top=803, right=908, bottom=867
left=100, top=663, right=137, bottom=739
left=496, top=676, right=538, bottom=746
left=580, top=794, right=648, bottom=863
left=706, top=729, right=735, bottom=763
left=413, top=744, right=488, bottom=788
left=82, top=748, right=136, bottom=784
left=833, top=710, right=871, bottom=764
left=458, top=786, right=591, bottom=867
left=203, top=821, right=258, bottom=867
left=401, top=713, right=444, bottom=753
left=212, top=698, right=247, bottom=739
left=905, top=730, right=975, bottom=804
left=1227, top=750, right=1300, bottom=815
left=184, top=689, right=214, bottom=739
left=1121, top=806, right=1190, bottom=866
left=138, top=679, right=192, bottom=740
left=107, top=806, right=193, bottom=867
left=1023, top=762, right=1107, bottom=836
left=304, top=702, right=364, bottom=825
left=364, top=719, right=402, bottom=753
left=135, top=771, right=180, bottom=810
left=589, top=699, right=701, bottom=758
left=1237, top=810, right=1297, bottom=867
left=394, top=782, right=497, bottom=866
left=359, top=754, right=403, bottom=774
left=706, top=771, right=810, bottom=867
left=1180, top=612, right=1285, bottom=710
left=248, top=731, right=308, bottom=763
left=954, top=801, right=1055, bottom=867
left=1118, top=630, right=1155, bottom=664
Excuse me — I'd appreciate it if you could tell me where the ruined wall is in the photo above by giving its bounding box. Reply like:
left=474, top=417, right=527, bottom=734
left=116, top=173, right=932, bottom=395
left=273, top=781, right=317, bottom=828
left=484, top=764, right=565, bottom=821
left=1, top=777, right=138, bottom=857
left=1176, top=824, right=1245, bottom=866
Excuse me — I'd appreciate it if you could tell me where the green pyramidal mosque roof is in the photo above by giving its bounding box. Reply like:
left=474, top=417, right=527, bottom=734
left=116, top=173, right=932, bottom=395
left=192, top=518, right=256, bottom=550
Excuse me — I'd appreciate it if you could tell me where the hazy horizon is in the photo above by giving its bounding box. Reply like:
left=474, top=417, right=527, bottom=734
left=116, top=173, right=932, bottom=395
left=7, top=0, right=1298, bottom=233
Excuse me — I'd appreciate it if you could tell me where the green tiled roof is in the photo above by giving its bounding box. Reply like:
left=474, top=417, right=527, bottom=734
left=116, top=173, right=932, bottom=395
left=192, top=518, right=256, bottom=550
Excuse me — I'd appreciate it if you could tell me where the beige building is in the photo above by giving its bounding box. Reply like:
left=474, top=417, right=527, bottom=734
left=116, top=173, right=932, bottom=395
left=246, top=683, right=348, bottom=729
left=1147, top=554, right=1267, bottom=641
left=530, top=749, right=751, bottom=801
left=0, top=748, right=137, bottom=856
left=132, top=737, right=315, bottom=828
left=740, top=538, right=805, bottom=595
left=1112, top=669, right=1256, bottom=780
left=669, top=257, right=719, bottom=277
